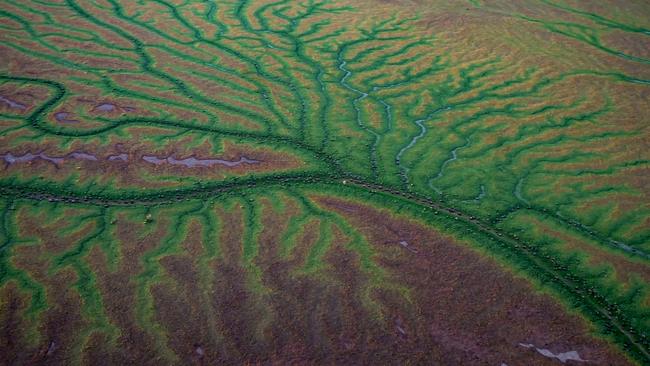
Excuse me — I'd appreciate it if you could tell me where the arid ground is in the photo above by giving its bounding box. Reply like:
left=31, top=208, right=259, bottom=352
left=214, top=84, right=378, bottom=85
left=0, top=0, right=649, bottom=365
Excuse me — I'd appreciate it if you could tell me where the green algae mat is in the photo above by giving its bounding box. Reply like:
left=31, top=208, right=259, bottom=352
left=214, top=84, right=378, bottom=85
left=0, top=0, right=649, bottom=364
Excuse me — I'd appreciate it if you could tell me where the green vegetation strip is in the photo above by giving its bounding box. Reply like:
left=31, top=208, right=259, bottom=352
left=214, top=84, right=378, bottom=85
left=0, top=0, right=648, bottom=363
left=1, top=173, right=648, bottom=363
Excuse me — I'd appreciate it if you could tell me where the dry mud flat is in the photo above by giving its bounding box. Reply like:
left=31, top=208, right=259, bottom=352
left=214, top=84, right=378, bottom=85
left=0, top=195, right=632, bottom=365
left=0, top=0, right=649, bottom=365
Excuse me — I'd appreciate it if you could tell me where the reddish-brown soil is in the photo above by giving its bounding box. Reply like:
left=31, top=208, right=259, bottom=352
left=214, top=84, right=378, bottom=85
left=309, top=195, right=633, bottom=365
left=0, top=194, right=635, bottom=365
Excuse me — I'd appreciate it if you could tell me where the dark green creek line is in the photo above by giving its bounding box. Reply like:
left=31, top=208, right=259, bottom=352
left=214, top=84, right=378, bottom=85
left=1, top=173, right=649, bottom=362
left=1, top=0, right=648, bottom=363
left=470, top=0, right=650, bottom=68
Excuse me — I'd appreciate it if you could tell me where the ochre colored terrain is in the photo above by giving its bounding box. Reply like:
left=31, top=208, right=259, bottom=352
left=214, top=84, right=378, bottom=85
left=0, top=0, right=649, bottom=365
